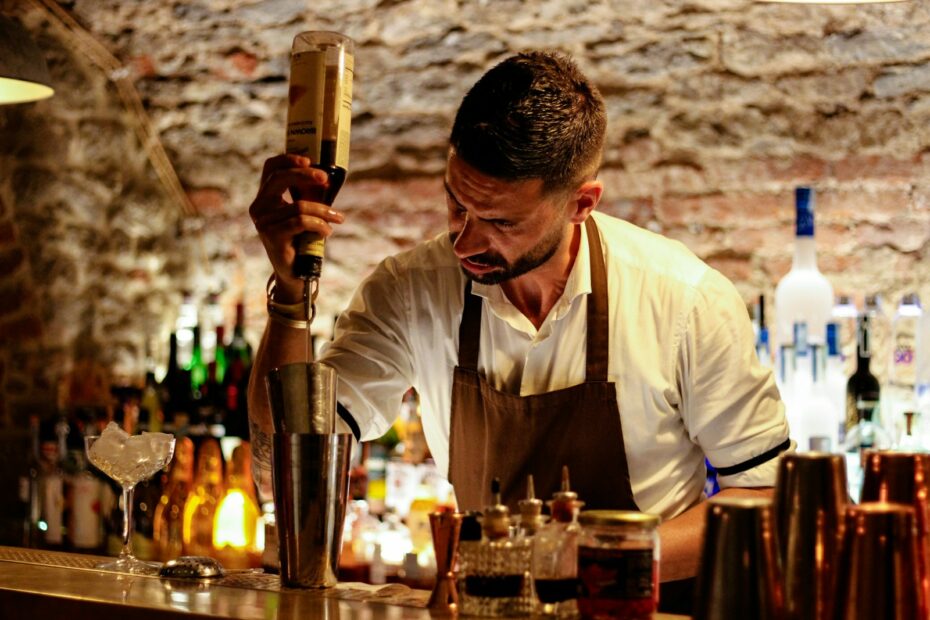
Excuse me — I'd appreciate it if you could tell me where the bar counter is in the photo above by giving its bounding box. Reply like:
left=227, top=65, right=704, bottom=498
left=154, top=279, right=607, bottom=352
left=0, top=546, right=688, bottom=619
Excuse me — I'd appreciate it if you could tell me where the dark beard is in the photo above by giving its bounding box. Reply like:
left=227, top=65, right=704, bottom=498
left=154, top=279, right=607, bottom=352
left=450, top=223, right=565, bottom=285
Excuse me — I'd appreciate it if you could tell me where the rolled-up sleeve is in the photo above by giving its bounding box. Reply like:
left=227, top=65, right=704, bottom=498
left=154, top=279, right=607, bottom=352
left=677, top=269, right=792, bottom=489
left=319, top=255, right=416, bottom=441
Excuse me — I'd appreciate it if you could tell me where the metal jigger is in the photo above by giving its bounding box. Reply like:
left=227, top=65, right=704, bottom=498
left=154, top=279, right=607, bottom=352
left=860, top=450, right=930, bottom=617
left=693, top=496, right=784, bottom=620
left=773, top=452, right=848, bottom=620
left=834, top=502, right=923, bottom=619
left=427, top=511, right=463, bottom=613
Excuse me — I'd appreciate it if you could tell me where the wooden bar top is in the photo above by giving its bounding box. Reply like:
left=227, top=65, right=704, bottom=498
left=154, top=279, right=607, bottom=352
left=0, top=546, right=687, bottom=619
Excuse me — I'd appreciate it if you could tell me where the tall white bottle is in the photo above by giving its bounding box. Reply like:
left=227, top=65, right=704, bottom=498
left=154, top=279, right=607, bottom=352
left=775, top=187, right=835, bottom=365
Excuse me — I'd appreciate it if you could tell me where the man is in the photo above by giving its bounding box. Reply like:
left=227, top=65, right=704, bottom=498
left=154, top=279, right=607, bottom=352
left=248, top=50, right=790, bottom=609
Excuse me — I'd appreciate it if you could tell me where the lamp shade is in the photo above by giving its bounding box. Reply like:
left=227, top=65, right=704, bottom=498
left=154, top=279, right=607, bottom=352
left=0, top=15, right=54, bottom=105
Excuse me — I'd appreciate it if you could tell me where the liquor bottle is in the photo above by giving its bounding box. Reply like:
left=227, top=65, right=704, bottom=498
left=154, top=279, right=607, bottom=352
left=775, top=187, right=834, bottom=371
left=885, top=293, right=922, bottom=444
left=845, top=315, right=885, bottom=449
left=754, top=294, right=772, bottom=367
left=785, top=322, right=813, bottom=450
left=38, top=418, right=68, bottom=548
left=188, top=326, right=208, bottom=398
left=457, top=478, right=533, bottom=617
left=140, top=370, right=163, bottom=434
left=917, top=304, right=930, bottom=445
left=19, top=415, right=41, bottom=548
left=182, top=437, right=225, bottom=557
left=153, top=436, right=194, bottom=562
left=213, top=442, right=262, bottom=569
left=832, top=295, right=859, bottom=377
left=804, top=343, right=842, bottom=452
left=222, top=304, right=252, bottom=439
left=825, top=324, right=848, bottom=445
left=213, top=325, right=227, bottom=386
left=176, top=292, right=198, bottom=369
left=132, top=473, right=163, bottom=561
left=67, top=446, right=103, bottom=551
left=532, top=467, right=584, bottom=617
left=864, top=294, right=891, bottom=385
left=286, top=31, right=355, bottom=279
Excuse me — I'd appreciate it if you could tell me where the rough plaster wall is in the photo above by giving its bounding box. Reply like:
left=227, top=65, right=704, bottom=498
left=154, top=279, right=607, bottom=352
left=1, top=0, right=930, bottom=426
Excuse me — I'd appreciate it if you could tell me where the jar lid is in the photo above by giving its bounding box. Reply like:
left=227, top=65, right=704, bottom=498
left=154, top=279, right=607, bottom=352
left=578, top=509, right=660, bottom=528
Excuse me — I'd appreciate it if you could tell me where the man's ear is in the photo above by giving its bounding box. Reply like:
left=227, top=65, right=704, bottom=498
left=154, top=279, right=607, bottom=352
left=568, top=179, right=604, bottom=224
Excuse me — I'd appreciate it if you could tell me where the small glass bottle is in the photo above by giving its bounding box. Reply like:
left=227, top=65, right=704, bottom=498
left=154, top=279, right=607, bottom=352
left=532, top=466, right=584, bottom=617
left=458, top=478, right=533, bottom=617
left=517, top=475, right=545, bottom=538
left=576, top=510, right=660, bottom=620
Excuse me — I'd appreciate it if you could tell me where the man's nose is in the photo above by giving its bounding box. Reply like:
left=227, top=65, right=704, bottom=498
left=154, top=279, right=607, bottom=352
left=451, top=216, right=487, bottom=259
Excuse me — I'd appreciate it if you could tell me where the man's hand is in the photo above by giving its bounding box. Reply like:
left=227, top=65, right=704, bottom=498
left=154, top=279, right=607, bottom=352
left=248, top=154, right=346, bottom=303
left=658, top=487, right=773, bottom=582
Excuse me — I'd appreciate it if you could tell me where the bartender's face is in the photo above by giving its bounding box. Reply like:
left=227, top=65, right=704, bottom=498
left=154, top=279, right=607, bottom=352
left=445, top=152, right=571, bottom=285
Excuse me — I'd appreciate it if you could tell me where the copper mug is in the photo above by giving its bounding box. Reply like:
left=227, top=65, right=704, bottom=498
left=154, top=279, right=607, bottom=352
left=773, top=452, right=848, bottom=620
left=693, top=496, right=784, bottom=620
left=834, top=502, right=924, bottom=619
left=860, top=450, right=930, bottom=615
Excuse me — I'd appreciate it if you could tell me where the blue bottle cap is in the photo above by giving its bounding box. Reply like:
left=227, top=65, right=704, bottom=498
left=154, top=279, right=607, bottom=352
left=826, top=323, right=839, bottom=356
left=795, top=186, right=814, bottom=237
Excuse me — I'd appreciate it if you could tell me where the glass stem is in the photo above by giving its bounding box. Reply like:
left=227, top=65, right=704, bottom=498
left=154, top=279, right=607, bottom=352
left=120, top=485, right=134, bottom=560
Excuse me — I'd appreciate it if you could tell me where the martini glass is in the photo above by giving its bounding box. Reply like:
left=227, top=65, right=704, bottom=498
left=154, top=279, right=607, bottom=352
left=85, top=428, right=176, bottom=574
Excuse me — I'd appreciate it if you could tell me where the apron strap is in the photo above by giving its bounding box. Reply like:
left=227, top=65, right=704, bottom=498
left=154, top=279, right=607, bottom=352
left=457, top=217, right=610, bottom=379
left=458, top=280, right=482, bottom=370
left=584, top=217, right=610, bottom=382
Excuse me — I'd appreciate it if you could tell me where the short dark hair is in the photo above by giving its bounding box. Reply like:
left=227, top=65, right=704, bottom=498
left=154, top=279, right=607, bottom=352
left=449, top=50, right=606, bottom=195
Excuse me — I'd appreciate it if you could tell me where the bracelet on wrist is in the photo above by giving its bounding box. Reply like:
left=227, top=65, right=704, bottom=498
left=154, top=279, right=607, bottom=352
left=266, top=274, right=312, bottom=329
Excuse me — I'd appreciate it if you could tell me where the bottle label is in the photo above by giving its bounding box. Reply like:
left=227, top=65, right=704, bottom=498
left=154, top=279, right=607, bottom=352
left=286, top=49, right=353, bottom=170
left=577, top=545, right=655, bottom=600
left=294, top=232, right=326, bottom=259
left=42, top=474, right=64, bottom=545
left=286, top=50, right=326, bottom=160
left=892, top=330, right=917, bottom=386
left=70, top=475, right=101, bottom=548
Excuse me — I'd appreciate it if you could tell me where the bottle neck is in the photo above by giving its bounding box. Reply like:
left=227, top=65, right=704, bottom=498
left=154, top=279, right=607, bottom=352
left=792, top=235, right=818, bottom=270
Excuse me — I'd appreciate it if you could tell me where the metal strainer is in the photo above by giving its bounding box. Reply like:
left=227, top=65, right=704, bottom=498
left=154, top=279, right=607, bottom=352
left=158, top=556, right=225, bottom=579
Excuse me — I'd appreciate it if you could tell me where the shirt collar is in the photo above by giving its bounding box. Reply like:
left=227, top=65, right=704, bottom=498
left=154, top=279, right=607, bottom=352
left=469, top=221, right=593, bottom=331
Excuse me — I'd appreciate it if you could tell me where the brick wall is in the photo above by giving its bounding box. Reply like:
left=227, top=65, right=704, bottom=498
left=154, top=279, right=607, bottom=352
left=0, top=0, right=929, bottom=430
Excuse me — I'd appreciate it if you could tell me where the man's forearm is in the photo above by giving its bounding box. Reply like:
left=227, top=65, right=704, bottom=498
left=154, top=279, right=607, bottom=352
left=658, top=487, right=773, bottom=582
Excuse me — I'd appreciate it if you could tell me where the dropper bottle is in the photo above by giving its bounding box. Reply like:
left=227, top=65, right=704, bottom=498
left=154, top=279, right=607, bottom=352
left=532, top=466, right=585, bottom=617
left=457, top=478, right=534, bottom=617
left=518, top=475, right=546, bottom=537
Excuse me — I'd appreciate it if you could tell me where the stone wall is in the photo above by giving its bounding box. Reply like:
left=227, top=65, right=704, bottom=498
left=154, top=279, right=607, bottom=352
left=1, top=0, right=930, bottom=429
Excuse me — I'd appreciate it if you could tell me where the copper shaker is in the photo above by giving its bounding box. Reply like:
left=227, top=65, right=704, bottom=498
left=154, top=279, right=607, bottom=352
left=773, top=452, right=847, bottom=620
left=860, top=450, right=930, bottom=616
left=834, top=502, right=923, bottom=619
left=427, top=511, right=462, bottom=612
left=693, top=496, right=784, bottom=620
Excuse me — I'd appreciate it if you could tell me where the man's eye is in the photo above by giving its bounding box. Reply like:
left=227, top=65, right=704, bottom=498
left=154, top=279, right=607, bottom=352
left=492, top=220, right=514, bottom=229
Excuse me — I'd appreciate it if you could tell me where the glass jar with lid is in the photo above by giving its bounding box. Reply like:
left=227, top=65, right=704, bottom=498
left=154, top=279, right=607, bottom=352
left=576, top=510, right=660, bottom=620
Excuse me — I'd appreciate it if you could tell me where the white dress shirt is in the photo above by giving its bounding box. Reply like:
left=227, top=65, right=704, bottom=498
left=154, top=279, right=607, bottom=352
left=318, top=211, right=790, bottom=520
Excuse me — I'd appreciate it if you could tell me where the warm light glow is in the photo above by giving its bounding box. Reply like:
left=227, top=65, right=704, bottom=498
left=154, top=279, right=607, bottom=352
left=0, top=77, right=53, bottom=105
left=213, top=489, right=259, bottom=550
